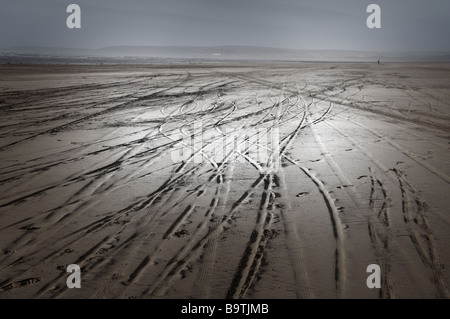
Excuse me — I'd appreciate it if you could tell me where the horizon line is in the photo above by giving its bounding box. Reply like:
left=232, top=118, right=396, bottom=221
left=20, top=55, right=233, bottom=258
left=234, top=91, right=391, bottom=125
left=2, top=45, right=450, bottom=55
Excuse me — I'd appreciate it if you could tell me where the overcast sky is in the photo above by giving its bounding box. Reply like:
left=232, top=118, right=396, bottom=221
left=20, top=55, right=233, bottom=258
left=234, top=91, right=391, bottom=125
left=1, top=0, right=449, bottom=51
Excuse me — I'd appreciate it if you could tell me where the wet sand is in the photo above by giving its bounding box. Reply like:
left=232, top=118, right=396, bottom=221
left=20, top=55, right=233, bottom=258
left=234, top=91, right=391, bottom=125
left=0, top=63, right=449, bottom=299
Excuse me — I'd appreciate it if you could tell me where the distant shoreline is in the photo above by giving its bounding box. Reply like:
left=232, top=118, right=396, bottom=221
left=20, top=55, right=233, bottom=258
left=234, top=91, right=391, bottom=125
left=2, top=58, right=450, bottom=65
left=1, top=46, right=450, bottom=64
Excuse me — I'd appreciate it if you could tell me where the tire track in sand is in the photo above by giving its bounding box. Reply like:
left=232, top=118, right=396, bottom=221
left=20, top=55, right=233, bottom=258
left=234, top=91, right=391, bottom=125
left=323, top=120, right=449, bottom=297
left=394, top=168, right=449, bottom=299
left=367, top=168, right=394, bottom=299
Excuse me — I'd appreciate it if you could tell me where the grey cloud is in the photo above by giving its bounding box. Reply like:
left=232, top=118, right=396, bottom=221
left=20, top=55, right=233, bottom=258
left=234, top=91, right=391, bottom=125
left=0, top=0, right=449, bottom=51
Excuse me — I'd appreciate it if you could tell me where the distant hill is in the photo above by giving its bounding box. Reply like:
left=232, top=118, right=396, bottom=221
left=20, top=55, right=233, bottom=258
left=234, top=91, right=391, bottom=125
left=1, top=45, right=450, bottom=63
left=92, top=46, right=381, bottom=62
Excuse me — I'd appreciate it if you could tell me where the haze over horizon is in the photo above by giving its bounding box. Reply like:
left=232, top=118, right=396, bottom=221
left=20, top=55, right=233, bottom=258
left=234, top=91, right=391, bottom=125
left=1, top=0, right=450, bottom=53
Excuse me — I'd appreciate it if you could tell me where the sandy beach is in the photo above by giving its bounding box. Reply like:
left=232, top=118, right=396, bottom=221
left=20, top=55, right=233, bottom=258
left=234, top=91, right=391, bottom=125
left=0, top=62, right=449, bottom=299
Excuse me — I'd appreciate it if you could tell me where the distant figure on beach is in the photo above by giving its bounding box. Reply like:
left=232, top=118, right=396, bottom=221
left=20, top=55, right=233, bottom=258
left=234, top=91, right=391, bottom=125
left=377, top=59, right=380, bottom=65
